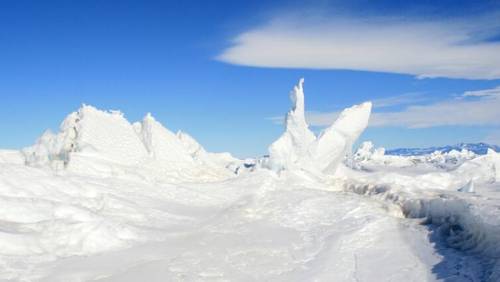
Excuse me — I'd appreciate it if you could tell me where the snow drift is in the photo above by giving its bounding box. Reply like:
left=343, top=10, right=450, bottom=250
left=267, top=78, right=372, bottom=175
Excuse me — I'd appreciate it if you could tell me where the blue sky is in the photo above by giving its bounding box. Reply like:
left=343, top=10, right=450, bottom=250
left=1, top=0, right=500, bottom=157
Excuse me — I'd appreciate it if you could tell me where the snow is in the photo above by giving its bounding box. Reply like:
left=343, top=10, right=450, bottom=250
left=22, top=105, right=236, bottom=182
left=136, top=113, right=197, bottom=165
left=345, top=145, right=500, bottom=280
left=1, top=79, right=500, bottom=281
left=352, top=141, right=478, bottom=171
left=458, top=180, right=475, bottom=193
left=267, top=78, right=317, bottom=172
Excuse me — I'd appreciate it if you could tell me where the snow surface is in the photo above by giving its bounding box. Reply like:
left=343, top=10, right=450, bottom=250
left=1, top=79, right=500, bottom=281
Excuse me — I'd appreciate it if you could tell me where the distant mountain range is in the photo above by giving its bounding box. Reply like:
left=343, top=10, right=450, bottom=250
left=386, top=143, right=500, bottom=156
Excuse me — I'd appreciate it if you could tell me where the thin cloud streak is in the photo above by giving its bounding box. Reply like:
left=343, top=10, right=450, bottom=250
left=371, top=92, right=430, bottom=109
left=218, top=15, right=500, bottom=80
left=269, top=92, right=431, bottom=125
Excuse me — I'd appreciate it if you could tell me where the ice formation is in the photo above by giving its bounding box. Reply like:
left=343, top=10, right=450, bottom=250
left=352, top=141, right=478, bottom=170
left=135, top=113, right=197, bottom=165
left=22, top=105, right=236, bottom=181
left=268, top=78, right=372, bottom=175
left=23, top=105, right=148, bottom=168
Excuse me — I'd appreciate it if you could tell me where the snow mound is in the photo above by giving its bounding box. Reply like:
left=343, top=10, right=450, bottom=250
left=453, top=149, right=500, bottom=184
left=22, top=105, right=237, bottom=181
left=23, top=105, right=148, bottom=169
left=267, top=78, right=372, bottom=175
left=354, top=141, right=385, bottom=161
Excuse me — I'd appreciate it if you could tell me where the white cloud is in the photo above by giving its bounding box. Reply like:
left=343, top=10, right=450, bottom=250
left=305, top=86, right=500, bottom=128
left=218, top=15, right=500, bottom=80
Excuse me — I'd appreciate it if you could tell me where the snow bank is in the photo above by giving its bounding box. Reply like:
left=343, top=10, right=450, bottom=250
left=267, top=78, right=372, bottom=175
left=340, top=146, right=500, bottom=280
left=342, top=179, right=500, bottom=280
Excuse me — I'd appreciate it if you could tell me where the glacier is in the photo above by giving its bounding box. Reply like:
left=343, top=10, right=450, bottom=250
left=1, top=79, right=500, bottom=281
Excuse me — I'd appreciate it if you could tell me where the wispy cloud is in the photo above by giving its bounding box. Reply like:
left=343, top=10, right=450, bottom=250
left=217, top=14, right=500, bottom=80
left=305, top=86, right=500, bottom=128
left=371, top=92, right=430, bottom=109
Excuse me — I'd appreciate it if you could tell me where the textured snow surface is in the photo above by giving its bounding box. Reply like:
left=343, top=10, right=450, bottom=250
left=2, top=79, right=500, bottom=281
left=0, top=163, right=441, bottom=281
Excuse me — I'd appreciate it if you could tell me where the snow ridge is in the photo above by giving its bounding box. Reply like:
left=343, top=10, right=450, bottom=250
left=22, top=105, right=237, bottom=181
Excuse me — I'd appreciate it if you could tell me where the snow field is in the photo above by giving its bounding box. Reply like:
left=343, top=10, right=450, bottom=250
left=1, top=78, right=499, bottom=281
